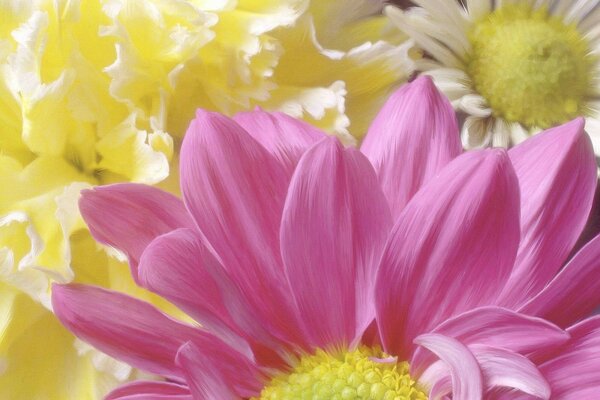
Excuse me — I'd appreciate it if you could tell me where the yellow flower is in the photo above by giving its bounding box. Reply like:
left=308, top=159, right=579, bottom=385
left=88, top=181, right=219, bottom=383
left=0, top=0, right=415, bottom=398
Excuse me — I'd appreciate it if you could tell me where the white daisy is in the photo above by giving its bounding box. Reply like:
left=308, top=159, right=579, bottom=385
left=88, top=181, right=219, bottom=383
left=387, top=0, right=600, bottom=155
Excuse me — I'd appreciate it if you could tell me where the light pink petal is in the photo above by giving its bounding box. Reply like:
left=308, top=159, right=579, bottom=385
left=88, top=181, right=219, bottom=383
left=180, top=110, right=303, bottom=346
left=429, top=375, right=453, bottom=400
left=519, top=233, right=600, bottom=328
left=281, top=137, right=392, bottom=348
left=138, top=228, right=285, bottom=367
left=471, top=345, right=550, bottom=399
left=498, top=118, right=597, bottom=308
left=360, top=75, right=461, bottom=219
left=414, top=333, right=483, bottom=400
left=233, top=107, right=325, bottom=176
left=105, top=381, right=192, bottom=400
left=376, top=150, right=520, bottom=359
left=176, top=341, right=263, bottom=399
left=411, top=307, right=569, bottom=376
left=52, top=284, right=231, bottom=379
left=538, top=317, right=600, bottom=398
left=79, top=184, right=193, bottom=279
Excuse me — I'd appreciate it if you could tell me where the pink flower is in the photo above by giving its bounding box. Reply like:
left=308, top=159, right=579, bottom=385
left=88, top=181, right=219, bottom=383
left=53, top=76, right=600, bottom=399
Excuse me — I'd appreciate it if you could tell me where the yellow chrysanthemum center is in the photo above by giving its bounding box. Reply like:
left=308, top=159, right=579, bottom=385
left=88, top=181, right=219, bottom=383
left=467, top=4, right=594, bottom=128
left=255, top=346, right=428, bottom=399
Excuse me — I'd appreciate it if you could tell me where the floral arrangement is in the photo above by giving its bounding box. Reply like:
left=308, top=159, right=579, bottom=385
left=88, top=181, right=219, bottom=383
left=2, top=0, right=600, bottom=399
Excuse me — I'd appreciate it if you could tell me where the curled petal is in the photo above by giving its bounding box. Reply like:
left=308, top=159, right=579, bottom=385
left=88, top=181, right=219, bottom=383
left=414, top=333, right=483, bottom=400
left=105, top=381, right=192, bottom=400
left=411, top=307, right=569, bottom=376
left=471, top=345, right=550, bottom=399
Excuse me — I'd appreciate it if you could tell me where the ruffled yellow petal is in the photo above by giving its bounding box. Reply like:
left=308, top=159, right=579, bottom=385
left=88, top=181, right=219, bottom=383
left=96, top=114, right=172, bottom=184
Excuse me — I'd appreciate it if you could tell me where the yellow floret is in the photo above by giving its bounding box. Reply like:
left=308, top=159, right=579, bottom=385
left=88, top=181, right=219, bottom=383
left=257, top=347, right=428, bottom=400
left=467, top=4, right=594, bottom=128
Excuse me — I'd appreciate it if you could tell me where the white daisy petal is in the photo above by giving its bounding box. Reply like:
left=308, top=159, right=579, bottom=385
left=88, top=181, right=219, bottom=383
left=403, top=7, right=471, bottom=58
left=461, top=115, right=494, bottom=149
left=564, top=0, right=600, bottom=24
left=412, top=0, right=470, bottom=36
left=584, top=113, right=600, bottom=156
left=458, top=93, right=492, bottom=117
left=509, top=122, right=536, bottom=145
left=579, top=2, right=600, bottom=31
left=385, top=6, right=463, bottom=68
left=425, top=67, right=475, bottom=102
left=491, top=118, right=512, bottom=147
left=464, top=0, right=492, bottom=21
left=549, top=0, right=574, bottom=17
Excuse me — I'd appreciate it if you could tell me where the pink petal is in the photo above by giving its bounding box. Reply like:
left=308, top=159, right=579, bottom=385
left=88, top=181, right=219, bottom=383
left=280, top=137, right=392, bottom=348
left=105, top=381, right=192, bottom=400
left=79, top=184, right=193, bottom=279
left=52, top=284, right=232, bottom=379
left=520, top=233, right=600, bottom=328
left=537, top=317, right=600, bottom=398
left=414, top=333, right=483, bottom=400
left=471, top=345, right=550, bottom=399
left=410, top=307, right=569, bottom=377
left=429, top=375, right=453, bottom=400
left=180, top=110, right=303, bottom=346
left=176, top=341, right=263, bottom=399
left=497, top=118, right=597, bottom=308
left=376, top=149, right=520, bottom=359
left=360, top=75, right=461, bottom=219
left=138, top=228, right=285, bottom=367
left=233, top=107, right=325, bottom=176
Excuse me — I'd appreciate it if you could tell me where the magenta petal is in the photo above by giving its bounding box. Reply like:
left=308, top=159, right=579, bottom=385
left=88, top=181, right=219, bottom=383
left=410, top=307, right=568, bottom=377
left=138, top=228, right=285, bottom=365
left=376, top=149, right=520, bottom=359
left=233, top=108, right=324, bottom=176
left=414, top=334, right=483, bottom=400
left=281, top=137, right=392, bottom=348
left=360, top=75, right=461, bottom=219
left=138, top=228, right=259, bottom=357
left=429, top=375, right=452, bottom=400
left=79, top=184, right=193, bottom=279
left=520, top=233, right=600, bottom=328
left=538, top=317, right=600, bottom=398
left=52, top=284, right=227, bottom=379
left=471, top=345, right=550, bottom=399
left=105, top=381, right=192, bottom=400
left=498, top=118, right=597, bottom=308
left=180, top=110, right=303, bottom=346
left=176, top=341, right=262, bottom=399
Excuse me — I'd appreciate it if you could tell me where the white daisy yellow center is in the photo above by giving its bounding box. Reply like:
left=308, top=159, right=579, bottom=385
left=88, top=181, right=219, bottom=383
left=467, top=4, right=594, bottom=128
left=255, top=347, right=427, bottom=399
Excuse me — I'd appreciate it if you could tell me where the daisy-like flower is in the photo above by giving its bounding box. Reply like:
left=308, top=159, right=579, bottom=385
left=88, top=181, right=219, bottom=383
left=53, top=77, right=600, bottom=399
left=0, top=0, right=414, bottom=396
left=386, top=1, right=600, bottom=153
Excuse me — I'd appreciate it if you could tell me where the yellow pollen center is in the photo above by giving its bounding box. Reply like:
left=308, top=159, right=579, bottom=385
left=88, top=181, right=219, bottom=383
left=467, top=4, right=594, bottom=128
left=255, top=346, right=428, bottom=399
